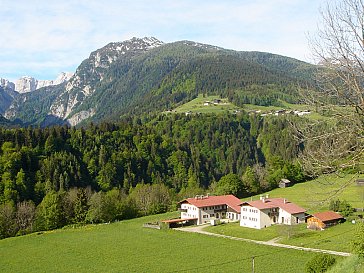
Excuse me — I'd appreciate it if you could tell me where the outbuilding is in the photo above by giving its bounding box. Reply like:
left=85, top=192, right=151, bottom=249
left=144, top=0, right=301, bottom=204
left=307, top=211, right=344, bottom=230
left=279, top=178, right=292, bottom=188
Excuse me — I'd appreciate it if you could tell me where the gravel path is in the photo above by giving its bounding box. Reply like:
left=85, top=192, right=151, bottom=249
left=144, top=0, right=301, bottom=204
left=176, top=225, right=351, bottom=257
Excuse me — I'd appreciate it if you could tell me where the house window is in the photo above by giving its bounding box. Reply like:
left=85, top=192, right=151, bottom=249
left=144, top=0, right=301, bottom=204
left=210, top=214, right=215, bottom=217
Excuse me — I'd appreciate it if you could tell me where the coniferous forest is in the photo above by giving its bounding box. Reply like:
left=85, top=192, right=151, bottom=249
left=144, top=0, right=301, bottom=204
left=0, top=112, right=306, bottom=239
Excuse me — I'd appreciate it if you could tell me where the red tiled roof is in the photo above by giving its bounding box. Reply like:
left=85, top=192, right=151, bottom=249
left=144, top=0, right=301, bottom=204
left=241, top=198, right=306, bottom=214
left=180, top=195, right=242, bottom=213
left=312, top=211, right=344, bottom=222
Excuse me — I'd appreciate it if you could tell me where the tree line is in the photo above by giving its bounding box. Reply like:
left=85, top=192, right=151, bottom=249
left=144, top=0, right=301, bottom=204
left=0, top=113, right=306, bottom=238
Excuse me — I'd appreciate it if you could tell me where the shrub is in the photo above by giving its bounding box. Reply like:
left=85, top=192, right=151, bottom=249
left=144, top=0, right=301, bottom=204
left=305, top=254, right=336, bottom=273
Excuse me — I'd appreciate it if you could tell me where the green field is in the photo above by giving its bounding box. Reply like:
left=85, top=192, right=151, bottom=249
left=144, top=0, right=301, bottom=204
left=205, top=174, right=363, bottom=254
left=169, top=94, right=327, bottom=120
left=0, top=212, right=321, bottom=273
left=244, top=174, right=364, bottom=212
left=206, top=221, right=356, bottom=253
left=171, top=94, right=241, bottom=114
left=169, top=95, right=352, bottom=122
left=1, top=175, right=362, bottom=272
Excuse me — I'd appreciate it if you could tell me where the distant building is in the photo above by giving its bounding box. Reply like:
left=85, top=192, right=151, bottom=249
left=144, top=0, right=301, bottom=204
left=240, top=196, right=306, bottom=229
left=279, top=179, right=293, bottom=188
left=356, top=178, right=364, bottom=186
left=307, top=211, right=344, bottom=230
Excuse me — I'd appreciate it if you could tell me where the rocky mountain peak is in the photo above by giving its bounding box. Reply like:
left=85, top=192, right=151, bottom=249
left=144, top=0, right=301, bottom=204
left=0, top=78, right=15, bottom=90
left=90, top=37, right=164, bottom=69
left=0, top=73, right=74, bottom=94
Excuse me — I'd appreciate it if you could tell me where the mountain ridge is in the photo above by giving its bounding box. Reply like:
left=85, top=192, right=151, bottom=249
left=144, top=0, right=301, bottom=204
left=3, top=37, right=317, bottom=126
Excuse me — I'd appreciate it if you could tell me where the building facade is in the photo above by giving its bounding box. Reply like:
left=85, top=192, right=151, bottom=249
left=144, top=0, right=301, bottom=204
left=240, top=196, right=306, bottom=229
left=179, top=195, right=241, bottom=225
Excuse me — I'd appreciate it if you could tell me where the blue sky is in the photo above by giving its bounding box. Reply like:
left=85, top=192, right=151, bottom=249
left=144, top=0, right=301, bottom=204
left=0, top=0, right=324, bottom=81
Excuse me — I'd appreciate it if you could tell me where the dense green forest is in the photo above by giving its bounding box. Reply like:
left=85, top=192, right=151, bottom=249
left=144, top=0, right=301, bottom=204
left=0, top=113, right=306, bottom=238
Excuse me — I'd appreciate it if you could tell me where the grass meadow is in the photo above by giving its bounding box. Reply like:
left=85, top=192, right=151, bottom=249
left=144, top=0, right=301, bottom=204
left=206, top=221, right=356, bottom=253
left=244, top=174, right=364, bottom=212
left=172, top=94, right=240, bottom=114
left=0, top=212, right=320, bottom=273
left=1, top=175, right=361, bottom=272
left=205, top=173, right=363, bottom=254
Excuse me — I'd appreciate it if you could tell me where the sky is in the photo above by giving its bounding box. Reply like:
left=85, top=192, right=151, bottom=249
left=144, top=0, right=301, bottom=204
left=0, top=0, right=324, bottom=81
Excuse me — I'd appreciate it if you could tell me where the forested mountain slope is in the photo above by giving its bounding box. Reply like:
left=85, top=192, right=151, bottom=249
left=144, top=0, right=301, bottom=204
left=4, top=38, right=317, bottom=126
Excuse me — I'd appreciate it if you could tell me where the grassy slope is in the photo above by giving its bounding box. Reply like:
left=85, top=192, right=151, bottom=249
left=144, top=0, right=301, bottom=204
left=0, top=212, right=318, bottom=273
left=205, top=174, right=363, bottom=253
left=245, top=174, right=364, bottom=212
left=171, top=95, right=354, bottom=124
left=169, top=94, right=328, bottom=120
left=206, top=221, right=355, bottom=253
left=172, top=94, right=241, bottom=114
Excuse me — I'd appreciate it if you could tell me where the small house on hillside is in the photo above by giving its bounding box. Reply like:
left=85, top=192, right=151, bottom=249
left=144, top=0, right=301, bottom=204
left=356, top=178, right=364, bottom=186
left=240, top=196, right=306, bottom=229
left=307, top=211, right=344, bottom=230
left=179, top=195, right=242, bottom=225
left=279, top=178, right=292, bottom=188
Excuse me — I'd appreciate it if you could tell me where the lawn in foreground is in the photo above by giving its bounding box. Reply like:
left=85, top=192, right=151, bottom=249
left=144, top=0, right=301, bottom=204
left=0, top=212, right=320, bottom=273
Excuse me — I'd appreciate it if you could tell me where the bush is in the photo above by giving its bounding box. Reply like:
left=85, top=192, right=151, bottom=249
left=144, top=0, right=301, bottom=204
left=305, top=254, right=336, bottom=273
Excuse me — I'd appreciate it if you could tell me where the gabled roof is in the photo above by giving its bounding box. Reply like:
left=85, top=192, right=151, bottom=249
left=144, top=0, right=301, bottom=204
left=311, top=211, right=344, bottom=222
left=280, top=179, right=291, bottom=183
left=180, top=195, right=242, bottom=213
left=241, top=198, right=306, bottom=215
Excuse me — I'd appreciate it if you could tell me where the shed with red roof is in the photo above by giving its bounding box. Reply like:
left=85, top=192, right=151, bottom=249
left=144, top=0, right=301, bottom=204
left=307, top=211, right=344, bottom=230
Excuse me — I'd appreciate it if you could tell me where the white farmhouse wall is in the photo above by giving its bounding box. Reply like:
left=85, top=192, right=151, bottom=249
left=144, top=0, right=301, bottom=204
left=240, top=206, right=260, bottom=229
left=278, top=209, right=293, bottom=225
left=240, top=204, right=305, bottom=229
left=278, top=210, right=305, bottom=225
left=181, top=203, right=231, bottom=225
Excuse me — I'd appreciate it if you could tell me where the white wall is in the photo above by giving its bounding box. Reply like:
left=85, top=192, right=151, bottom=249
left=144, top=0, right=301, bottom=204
left=278, top=210, right=306, bottom=225
left=240, top=205, right=261, bottom=229
left=181, top=203, right=229, bottom=225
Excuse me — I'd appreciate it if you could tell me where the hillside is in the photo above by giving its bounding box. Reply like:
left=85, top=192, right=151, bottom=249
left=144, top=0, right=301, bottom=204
left=243, top=174, right=364, bottom=212
left=3, top=37, right=317, bottom=127
left=0, top=212, right=318, bottom=273
left=0, top=86, right=18, bottom=115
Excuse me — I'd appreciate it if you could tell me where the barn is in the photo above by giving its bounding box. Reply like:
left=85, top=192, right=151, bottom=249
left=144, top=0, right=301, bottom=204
left=307, top=211, right=344, bottom=230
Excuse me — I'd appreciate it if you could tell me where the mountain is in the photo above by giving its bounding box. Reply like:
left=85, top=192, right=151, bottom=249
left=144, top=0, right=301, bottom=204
left=0, top=84, right=18, bottom=115
left=0, top=72, right=73, bottom=95
left=13, top=72, right=73, bottom=93
left=4, top=37, right=317, bottom=126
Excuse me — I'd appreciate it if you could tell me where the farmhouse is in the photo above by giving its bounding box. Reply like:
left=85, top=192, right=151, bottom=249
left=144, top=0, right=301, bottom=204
left=240, top=196, right=306, bottom=229
left=179, top=195, right=241, bottom=225
left=307, top=211, right=344, bottom=230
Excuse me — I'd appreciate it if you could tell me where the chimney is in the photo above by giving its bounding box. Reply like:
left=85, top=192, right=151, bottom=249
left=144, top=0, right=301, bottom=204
left=284, top=198, right=287, bottom=204
left=259, top=195, right=264, bottom=201
left=261, top=197, right=266, bottom=203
